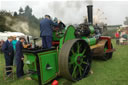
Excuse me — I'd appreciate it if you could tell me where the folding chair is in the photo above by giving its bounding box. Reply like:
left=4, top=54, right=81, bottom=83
left=3, top=66, right=14, bottom=82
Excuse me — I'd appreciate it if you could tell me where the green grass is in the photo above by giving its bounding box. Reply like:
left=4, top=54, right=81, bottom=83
left=0, top=40, right=128, bottom=85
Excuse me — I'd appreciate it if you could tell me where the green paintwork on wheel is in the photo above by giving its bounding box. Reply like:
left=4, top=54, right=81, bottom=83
left=104, top=47, right=108, bottom=52
left=68, top=42, right=88, bottom=79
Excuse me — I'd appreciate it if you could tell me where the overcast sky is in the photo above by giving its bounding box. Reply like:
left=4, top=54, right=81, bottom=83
left=0, top=0, right=128, bottom=25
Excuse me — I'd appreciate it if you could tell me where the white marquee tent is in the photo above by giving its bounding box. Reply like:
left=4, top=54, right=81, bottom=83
left=0, top=31, right=25, bottom=41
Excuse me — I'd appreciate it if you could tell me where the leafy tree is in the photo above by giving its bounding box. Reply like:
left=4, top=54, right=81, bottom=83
left=24, top=5, right=32, bottom=17
left=124, top=17, right=128, bottom=25
left=19, top=7, right=24, bottom=15
left=0, top=10, right=12, bottom=16
left=14, top=11, right=18, bottom=16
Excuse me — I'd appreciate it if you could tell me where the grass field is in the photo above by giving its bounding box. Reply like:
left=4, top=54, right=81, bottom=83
left=0, top=40, right=128, bottom=85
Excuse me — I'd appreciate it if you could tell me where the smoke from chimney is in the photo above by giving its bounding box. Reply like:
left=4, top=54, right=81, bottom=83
left=48, top=1, right=88, bottom=24
left=86, top=0, right=93, bottom=5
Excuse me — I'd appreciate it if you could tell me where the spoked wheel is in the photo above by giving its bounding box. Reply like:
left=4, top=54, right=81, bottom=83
left=102, top=42, right=113, bottom=61
left=59, top=39, right=92, bottom=81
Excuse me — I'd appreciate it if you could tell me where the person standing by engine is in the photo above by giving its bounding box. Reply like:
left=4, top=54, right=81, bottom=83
left=2, top=36, right=14, bottom=76
left=40, top=15, right=59, bottom=49
left=115, top=31, right=120, bottom=45
left=12, top=36, right=17, bottom=66
left=16, top=37, right=25, bottom=78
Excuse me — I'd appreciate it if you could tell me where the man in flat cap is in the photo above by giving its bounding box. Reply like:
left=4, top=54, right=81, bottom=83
left=2, top=36, right=14, bottom=76
left=40, top=15, right=60, bottom=49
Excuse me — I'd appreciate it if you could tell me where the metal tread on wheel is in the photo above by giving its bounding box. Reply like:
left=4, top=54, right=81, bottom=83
left=59, top=39, right=92, bottom=81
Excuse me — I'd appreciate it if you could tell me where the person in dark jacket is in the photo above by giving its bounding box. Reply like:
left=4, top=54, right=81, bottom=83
left=40, top=15, right=59, bottom=49
left=16, top=37, right=25, bottom=78
left=2, top=36, right=14, bottom=76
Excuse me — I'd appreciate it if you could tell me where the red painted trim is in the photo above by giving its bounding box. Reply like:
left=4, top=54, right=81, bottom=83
left=106, top=49, right=115, bottom=53
left=52, top=41, right=60, bottom=46
left=99, top=36, right=111, bottom=49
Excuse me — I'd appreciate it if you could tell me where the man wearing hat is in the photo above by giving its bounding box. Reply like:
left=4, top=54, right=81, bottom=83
left=15, top=37, right=25, bottom=78
left=40, top=15, right=60, bottom=49
left=2, top=36, right=14, bottom=76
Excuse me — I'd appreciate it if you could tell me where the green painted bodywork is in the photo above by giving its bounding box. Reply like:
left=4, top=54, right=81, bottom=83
left=38, top=50, right=58, bottom=84
left=59, top=37, right=64, bottom=49
left=52, top=32, right=60, bottom=41
left=63, top=25, right=76, bottom=43
left=52, top=29, right=65, bottom=41
left=25, top=50, right=58, bottom=84
left=59, top=25, right=76, bottom=49
left=89, top=25, right=95, bottom=34
left=25, top=25, right=97, bottom=84
left=25, top=53, right=38, bottom=79
left=58, top=25, right=96, bottom=48
left=82, top=37, right=96, bottom=46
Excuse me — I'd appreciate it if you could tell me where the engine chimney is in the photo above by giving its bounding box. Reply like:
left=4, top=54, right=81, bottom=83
left=87, top=5, right=93, bottom=25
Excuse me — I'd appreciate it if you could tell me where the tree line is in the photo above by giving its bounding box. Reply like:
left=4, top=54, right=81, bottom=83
left=0, top=5, right=43, bottom=32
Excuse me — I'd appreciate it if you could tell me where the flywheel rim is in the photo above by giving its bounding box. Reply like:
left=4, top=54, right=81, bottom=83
left=59, top=39, right=92, bottom=81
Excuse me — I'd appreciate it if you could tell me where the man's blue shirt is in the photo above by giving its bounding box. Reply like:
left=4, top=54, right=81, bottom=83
left=40, top=18, right=58, bottom=37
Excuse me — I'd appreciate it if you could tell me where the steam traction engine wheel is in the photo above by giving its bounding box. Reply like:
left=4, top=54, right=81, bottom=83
left=59, top=39, right=92, bottom=81
left=103, top=42, right=113, bottom=61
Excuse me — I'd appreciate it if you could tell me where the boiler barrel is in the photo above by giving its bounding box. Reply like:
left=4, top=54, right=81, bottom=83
left=82, top=37, right=96, bottom=46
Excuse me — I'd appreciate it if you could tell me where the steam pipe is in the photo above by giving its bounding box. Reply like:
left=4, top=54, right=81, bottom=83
left=87, top=5, right=93, bottom=25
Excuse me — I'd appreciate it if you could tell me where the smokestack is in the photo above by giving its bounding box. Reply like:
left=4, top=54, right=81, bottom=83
left=87, top=5, right=93, bottom=25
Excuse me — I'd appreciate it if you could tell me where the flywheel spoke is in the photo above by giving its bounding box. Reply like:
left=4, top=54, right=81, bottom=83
left=83, top=56, right=86, bottom=58
left=79, top=66, right=84, bottom=71
left=78, top=66, right=83, bottom=76
left=71, top=48, right=75, bottom=55
left=69, top=55, right=75, bottom=65
left=82, top=61, right=88, bottom=65
left=72, top=65, right=77, bottom=78
left=77, top=42, right=82, bottom=53
left=69, top=60, right=75, bottom=65
left=82, top=49, right=86, bottom=55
